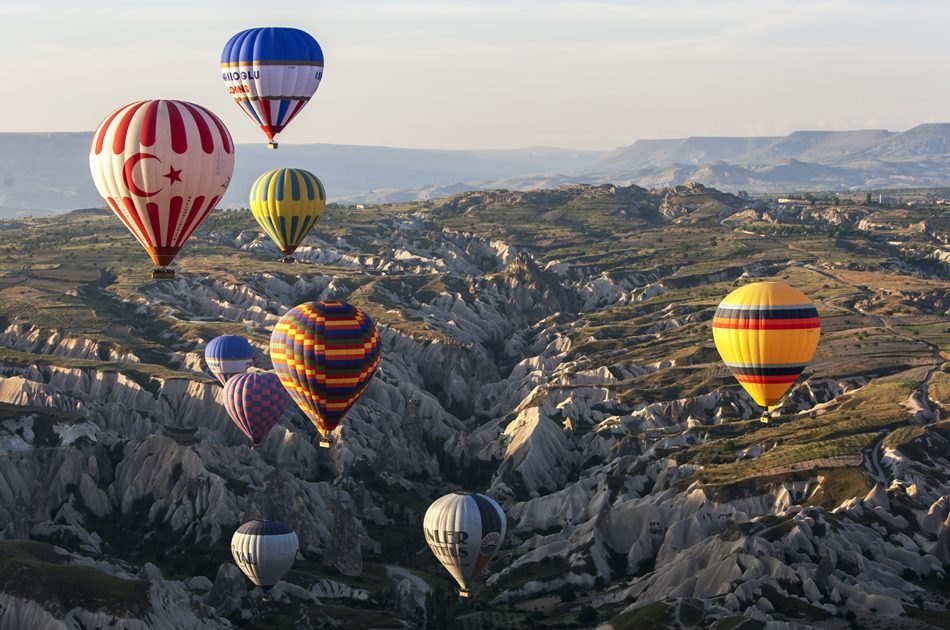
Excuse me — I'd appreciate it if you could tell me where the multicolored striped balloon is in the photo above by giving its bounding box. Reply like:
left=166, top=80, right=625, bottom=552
left=205, top=335, right=254, bottom=385
left=712, top=282, right=820, bottom=410
left=270, top=300, right=381, bottom=445
left=224, top=372, right=289, bottom=445
left=249, top=168, right=326, bottom=259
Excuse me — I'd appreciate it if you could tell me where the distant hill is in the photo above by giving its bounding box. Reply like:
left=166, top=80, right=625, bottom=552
left=595, top=135, right=780, bottom=170
left=591, top=124, right=950, bottom=169
left=490, top=124, right=950, bottom=196
left=0, top=133, right=605, bottom=217
left=0, top=133, right=95, bottom=216
left=3, top=124, right=950, bottom=216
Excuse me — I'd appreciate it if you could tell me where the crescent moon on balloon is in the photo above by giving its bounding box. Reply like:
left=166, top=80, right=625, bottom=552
left=123, top=152, right=163, bottom=197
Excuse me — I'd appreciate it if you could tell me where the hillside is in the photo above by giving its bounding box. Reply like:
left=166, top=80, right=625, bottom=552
left=5, top=125, right=950, bottom=217
left=0, top=132, right=606, bottom=217
left=527, top=125, right=950, bottom=196
left=0, top=183, right=948, bottom=627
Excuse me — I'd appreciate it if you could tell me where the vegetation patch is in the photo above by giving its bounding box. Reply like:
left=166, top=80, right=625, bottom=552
left=0, top=539, right=150, bottom=617
left=611, top=601, right=674, bottom=628
left=490, top=556, right=573, bottom=591
left=805, top=467, right=873, bottom=509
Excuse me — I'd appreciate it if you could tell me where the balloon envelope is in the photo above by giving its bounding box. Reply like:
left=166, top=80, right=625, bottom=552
left=424, top=492, right=506, bottom=598
left=231, top=519, right=298, bottom=589
left=270, top=300, right=381, bottom=443
left=221, top=27, right=324, bottom=144
left=224, top=372, right=289, bottom=445
left=89, top=100, right=234, bottom=269
left=249, top=168, right=327, bottom=256
left=712, top=281, right=820, bottom=409
left=205, top=335, right=254, bottom=385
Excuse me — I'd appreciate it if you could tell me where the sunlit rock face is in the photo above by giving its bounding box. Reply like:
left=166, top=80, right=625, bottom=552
left=0, top=323, right=141, bottom=363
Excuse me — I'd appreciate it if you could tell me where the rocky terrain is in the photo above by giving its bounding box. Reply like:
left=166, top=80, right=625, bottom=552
left=0, top=183, right=947, bottom=628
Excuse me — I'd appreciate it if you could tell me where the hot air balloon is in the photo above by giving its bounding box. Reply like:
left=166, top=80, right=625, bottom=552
left=221, top=27, right=324, bottom=149
left=270, top=300, right=381, bottom=447
left=205, top=335, right=254, bottom=385
left=423, top=492, right=506, bottom=598
left=712, top=281, right=820, bottom=411
left=249, top=168, right=327, bottom=262
left=231, top=519, right=299, bottom=591
left=89, top=100, right=234, bottom=279
left=224, top=372, right=289, bottom=446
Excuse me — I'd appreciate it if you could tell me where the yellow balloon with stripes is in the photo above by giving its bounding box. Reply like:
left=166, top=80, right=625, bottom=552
left=712, top=282, right=820, bottom=411
left=249, top=168, right=326, bottom=260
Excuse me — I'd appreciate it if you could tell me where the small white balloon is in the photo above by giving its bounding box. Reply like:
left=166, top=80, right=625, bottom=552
left=423, top=492, right=506, bottom=597
left=231, top=519, right=299, bottom=590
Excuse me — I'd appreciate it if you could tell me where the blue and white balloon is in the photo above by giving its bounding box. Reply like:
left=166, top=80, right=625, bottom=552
left=221, top=27, right=324, bottom=148
left=205, top=335, right=253, bottom=385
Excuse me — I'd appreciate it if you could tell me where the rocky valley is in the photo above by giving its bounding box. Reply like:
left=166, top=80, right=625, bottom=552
left=0, top=183, right=947, bottom=629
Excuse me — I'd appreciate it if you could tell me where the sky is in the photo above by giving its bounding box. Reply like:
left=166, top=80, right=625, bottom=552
left=2, top=0, right=949, bottom=150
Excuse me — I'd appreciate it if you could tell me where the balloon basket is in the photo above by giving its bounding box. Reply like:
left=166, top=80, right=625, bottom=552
left=317, top=437, right=333, bottom=449
left=281, top=256, right=296, bottom=264
left=267, top=141, right=278, bottom=150
left=458, top=588, right=472, bottom=599
left=151, top=267, right=175, bottom=280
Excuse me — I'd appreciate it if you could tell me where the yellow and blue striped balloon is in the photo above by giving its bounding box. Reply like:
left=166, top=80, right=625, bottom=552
left=249, top=168, right=326, bottom=257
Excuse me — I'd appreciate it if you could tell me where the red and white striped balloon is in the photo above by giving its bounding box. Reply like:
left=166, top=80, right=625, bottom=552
left=89, top=100, right=235, bottom=268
